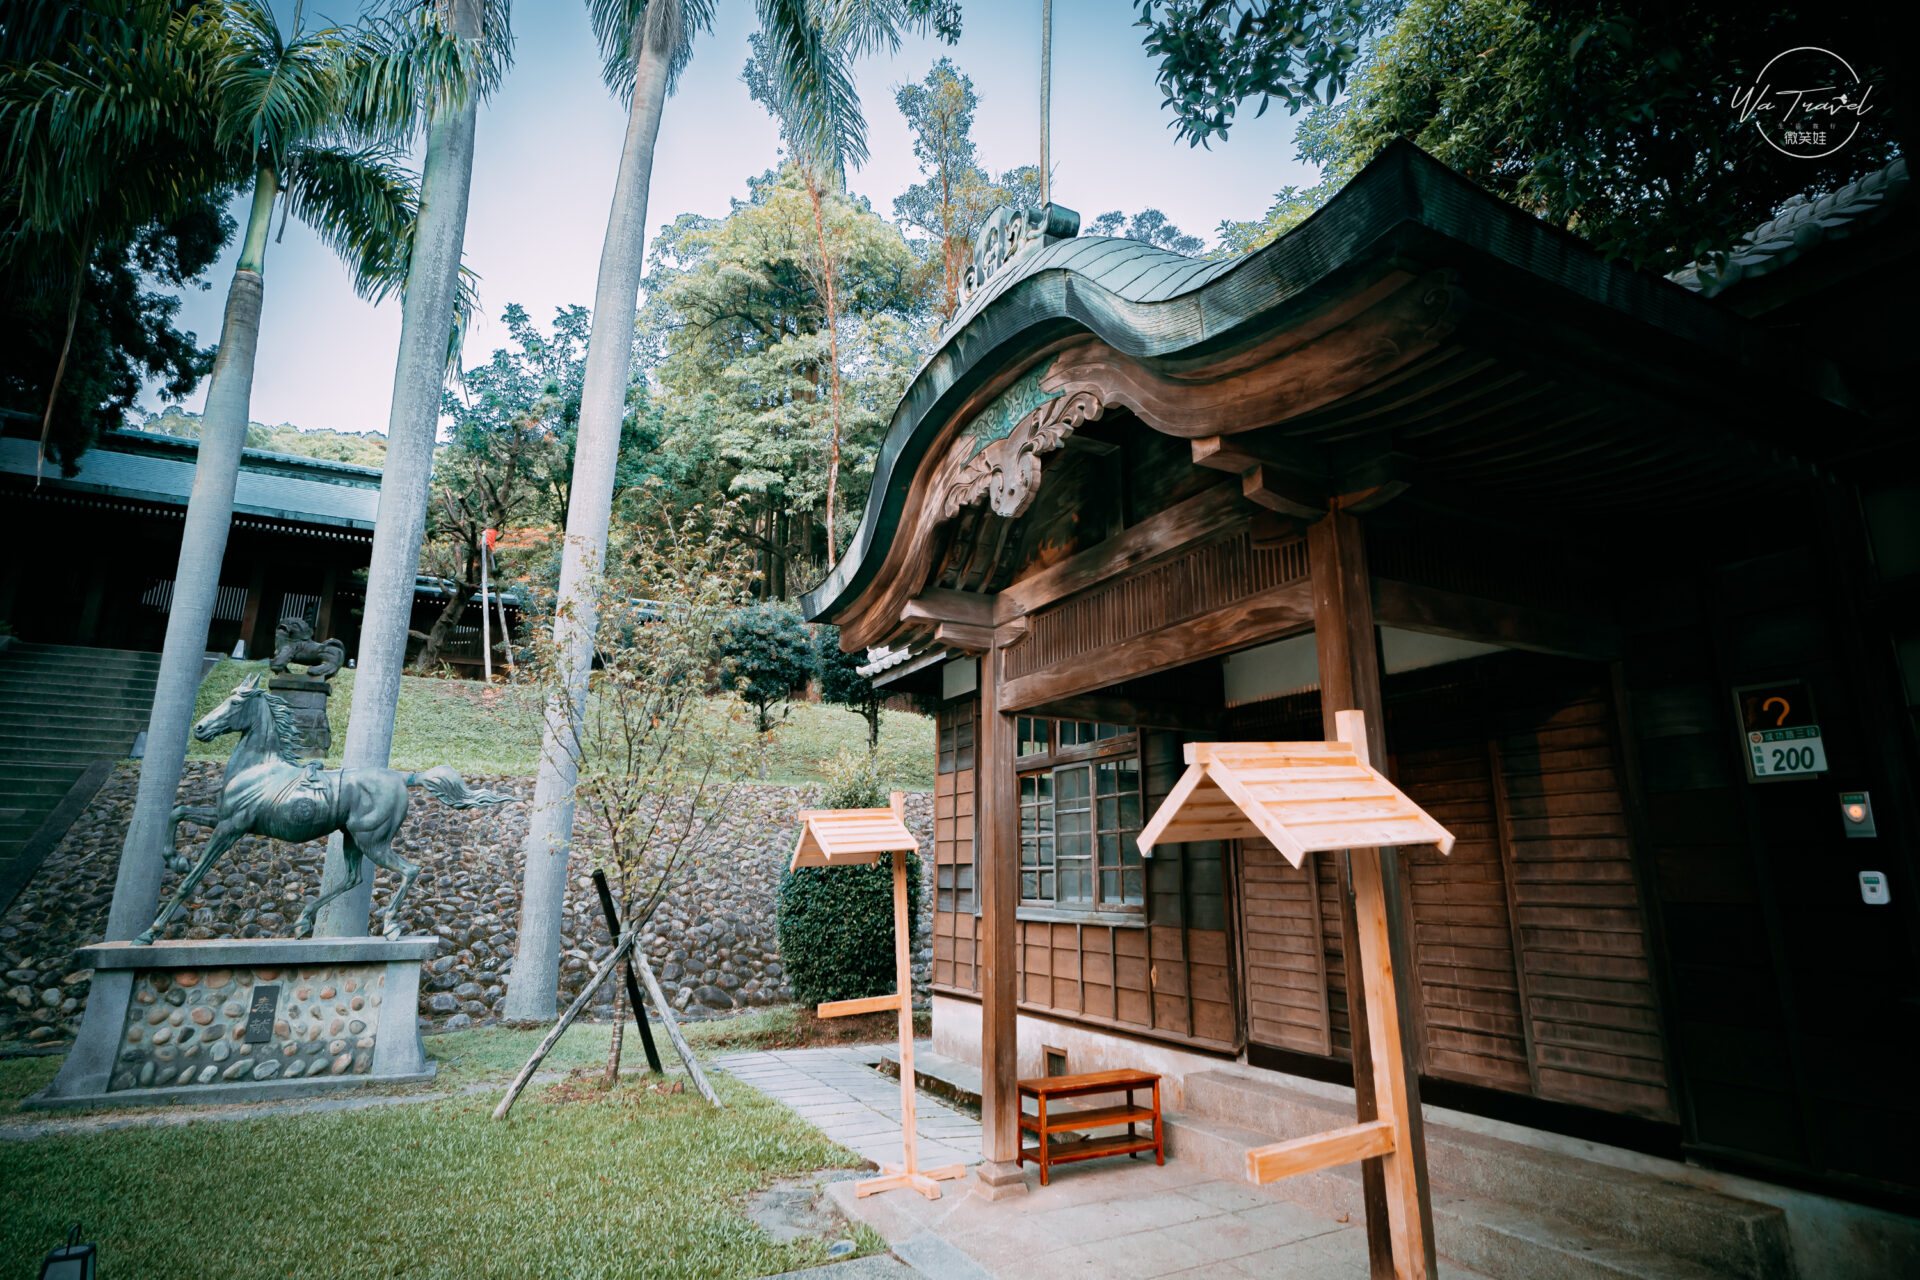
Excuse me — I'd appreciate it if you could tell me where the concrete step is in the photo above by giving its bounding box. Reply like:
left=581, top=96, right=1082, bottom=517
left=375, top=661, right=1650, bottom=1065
left=1176, top=1071, right=1792, bottom=1280
left=0, top=670, right=158, bottom=689
left=0, top=743, right=135, bottom=766
left=0, top=682, right=156, bottom=705
left=1431, top=1120, right=1793, bottom=1277
left=1165, top=1110, right=1740, bottom=1280
left=0, top=709, right=153, bottom=731
left=1433, top=1192, right=1733, bottom=1280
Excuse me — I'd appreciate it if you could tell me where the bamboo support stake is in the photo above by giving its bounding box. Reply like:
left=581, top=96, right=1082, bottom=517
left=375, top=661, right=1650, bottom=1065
left=492, top=927, right=720, bottom=1120
left=633, top=945, right=721, bottom=1106
left=493, top=927, right=639, bottom=1119
left=592, top=868, right=664, bottom=1075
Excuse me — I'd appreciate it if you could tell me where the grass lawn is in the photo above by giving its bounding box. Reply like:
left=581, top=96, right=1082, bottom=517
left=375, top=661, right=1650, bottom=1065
left=186, top=660, right=934, bottom=789
left=1, top=1015, right=895, bottom=1279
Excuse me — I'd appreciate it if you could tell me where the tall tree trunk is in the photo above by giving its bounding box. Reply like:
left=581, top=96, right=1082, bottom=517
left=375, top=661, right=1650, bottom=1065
left=603, top=970, right=625, bottom=1087
left=103, top=167, right=276, bottom=942
left=504, top=23, right=674, bottom=1023
left=316, top=0, right=483, bottom=937
left=805, top=177, right=845, bottom=566
left=35, top=220, right=93, bottom=479
left=412, top=554, right=478, bottom=672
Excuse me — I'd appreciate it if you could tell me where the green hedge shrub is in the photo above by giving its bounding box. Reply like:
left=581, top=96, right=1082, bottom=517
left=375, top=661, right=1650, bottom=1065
left=777, top=750, right=921, bottom=1008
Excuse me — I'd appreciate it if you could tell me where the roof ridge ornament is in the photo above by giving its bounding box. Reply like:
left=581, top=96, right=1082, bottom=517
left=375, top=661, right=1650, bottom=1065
left=960, top=203, right=1080, bottom=309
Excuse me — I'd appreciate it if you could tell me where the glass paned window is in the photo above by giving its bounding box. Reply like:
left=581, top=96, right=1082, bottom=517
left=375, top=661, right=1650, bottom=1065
left=1017, top=716, right=1050, bottom=758
left=1095, top=757, right=1144, bottom=906
left=1019, top=772, right=1054, bottom=901
left=1054, top=764, right=1094, bottom=904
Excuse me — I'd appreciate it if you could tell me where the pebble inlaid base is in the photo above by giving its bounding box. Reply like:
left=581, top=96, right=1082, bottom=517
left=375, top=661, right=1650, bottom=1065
left=111, top=964, right=385, bottom=1091
left=29, top=936, right=435, bottom=1110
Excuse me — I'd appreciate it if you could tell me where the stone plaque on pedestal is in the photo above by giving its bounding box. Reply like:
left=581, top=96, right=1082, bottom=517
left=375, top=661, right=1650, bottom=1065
left=27, top=936, right=437, bottom=1109
left=268, top=674, right=332, bottom=757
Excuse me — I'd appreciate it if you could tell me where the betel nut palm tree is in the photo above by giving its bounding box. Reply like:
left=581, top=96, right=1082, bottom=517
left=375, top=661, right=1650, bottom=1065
left=502, top=0, right=961, bottom=1023
left=313, top=0, right=514, bottom=939
left=52, top=0, right=490, bottom=944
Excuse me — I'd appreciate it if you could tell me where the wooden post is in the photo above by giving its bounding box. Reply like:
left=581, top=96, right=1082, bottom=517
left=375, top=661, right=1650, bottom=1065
left=892, top=792, right=920, bottom=1176
left=848, top=793, right=965, bottom=1200
left=316, top=564, right=338, bottom=641
left=976, top=644, right=1027, bottom=1198
left=1309, top=509, right=1435, bottom=1278
left=1339, top=711, right=1431, bottom=1279
left=239, top=563, right=267, bottom=659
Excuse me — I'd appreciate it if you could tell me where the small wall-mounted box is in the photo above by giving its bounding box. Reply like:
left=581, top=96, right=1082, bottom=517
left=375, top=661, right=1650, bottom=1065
left=1859, top=871, right=1890, bottom=906
left=1840, top=791, right=1877, bottom=838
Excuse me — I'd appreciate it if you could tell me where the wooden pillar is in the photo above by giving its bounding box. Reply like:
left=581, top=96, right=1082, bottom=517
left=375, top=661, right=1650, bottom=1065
left=975, top=642, right=1028, bottom=1198
left=1308, top=508, right=1435, bottom=1278
left=238, top=562, right=268, bottom=659
left=76, top=577, right=107, bottom=646
left=316, top=564, right=339, bottom=640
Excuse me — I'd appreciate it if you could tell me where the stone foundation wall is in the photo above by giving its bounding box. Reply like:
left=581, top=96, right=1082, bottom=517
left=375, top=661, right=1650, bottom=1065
left=1, top=763, right=934, bottom=1044
left=112, top=964, right=386, bottom=1091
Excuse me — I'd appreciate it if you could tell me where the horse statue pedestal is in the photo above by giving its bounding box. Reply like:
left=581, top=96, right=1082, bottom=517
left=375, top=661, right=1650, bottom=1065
left=268, top=673, right=333, bottom=757
left=25, top=936, right=439, bottom=1110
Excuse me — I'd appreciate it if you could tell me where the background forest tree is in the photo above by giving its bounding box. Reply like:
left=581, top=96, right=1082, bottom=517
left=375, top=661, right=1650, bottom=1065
left=641, top=165, right=930, bottom=598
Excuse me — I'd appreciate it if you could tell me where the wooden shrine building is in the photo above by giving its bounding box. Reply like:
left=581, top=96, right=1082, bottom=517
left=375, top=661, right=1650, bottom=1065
left=802, top=142, right=1919, bottom=1215
left=1, top=426, right=380, bottom=657
left=1, top=426, right=520, bottom=671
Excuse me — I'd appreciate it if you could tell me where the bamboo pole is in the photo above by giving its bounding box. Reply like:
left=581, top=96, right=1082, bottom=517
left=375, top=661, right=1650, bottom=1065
left=479, top=542, right=493, bottom=684
left=493, top=928, right=639, bottom=1119
left=492, top=927, right=719, bottom=1120
left=632, top=944, right=721, bottom=1106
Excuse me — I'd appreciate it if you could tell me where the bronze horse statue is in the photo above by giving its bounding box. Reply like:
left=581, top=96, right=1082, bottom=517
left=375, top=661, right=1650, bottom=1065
left=137, top=673, right=513, bottom=945
left=271, top=616, right=346, bottom=679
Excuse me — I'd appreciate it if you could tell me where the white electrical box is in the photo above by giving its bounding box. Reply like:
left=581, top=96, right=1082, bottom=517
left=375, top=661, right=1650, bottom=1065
left=1859, top=871, right=1890, bottom=905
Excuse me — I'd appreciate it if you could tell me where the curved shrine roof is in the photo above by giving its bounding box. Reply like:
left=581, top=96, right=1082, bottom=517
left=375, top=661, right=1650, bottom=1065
left=803, top=140, right=1872, bottom=628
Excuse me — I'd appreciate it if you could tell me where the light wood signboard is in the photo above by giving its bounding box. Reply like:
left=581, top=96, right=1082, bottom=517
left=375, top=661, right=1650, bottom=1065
left=1138, top=711, right=1454, bottom=1280
left=792, top=794, right=966, bottom=1200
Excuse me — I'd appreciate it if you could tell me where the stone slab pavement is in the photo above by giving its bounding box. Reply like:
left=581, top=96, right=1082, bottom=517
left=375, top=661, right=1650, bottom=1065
left=715, top=1045, right=982, bottom=1174
left=718, top=1045, right=1492, bottom=1279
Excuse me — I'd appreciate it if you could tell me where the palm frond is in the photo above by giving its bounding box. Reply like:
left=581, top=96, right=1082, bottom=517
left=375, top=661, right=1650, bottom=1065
left=208, top=0, right=356, bottom=168
left=755, top=0, right=865, bottom=179
left=279, top=141, right=420, bottom=301
left=0, top=2, right=238, bottom=248
left=587, top=0, right=713, bottom=102
left=339, top=0, right=514, bottom=145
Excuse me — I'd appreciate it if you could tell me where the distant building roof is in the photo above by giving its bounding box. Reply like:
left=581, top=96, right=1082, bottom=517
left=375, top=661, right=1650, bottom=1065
left=0, top=428, right=381, bottom=530
left=1668, top=157, right=1910, bottom=296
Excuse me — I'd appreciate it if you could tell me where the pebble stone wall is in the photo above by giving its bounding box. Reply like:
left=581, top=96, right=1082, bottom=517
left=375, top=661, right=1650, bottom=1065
left=110, top=964, right=386, bottom=1091
left=1, top=763, right=935, bottom=1046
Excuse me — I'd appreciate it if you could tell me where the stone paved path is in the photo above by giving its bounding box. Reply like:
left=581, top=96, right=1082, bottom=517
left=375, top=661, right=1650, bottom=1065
left=715, top=1045, right=981, bottom=1174
left=719, top=1045, right=1495, bottom=1279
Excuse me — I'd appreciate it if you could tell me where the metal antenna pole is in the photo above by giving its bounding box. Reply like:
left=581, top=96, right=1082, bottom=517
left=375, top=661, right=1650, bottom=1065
left=1040, top=0, right=1052, bottom=204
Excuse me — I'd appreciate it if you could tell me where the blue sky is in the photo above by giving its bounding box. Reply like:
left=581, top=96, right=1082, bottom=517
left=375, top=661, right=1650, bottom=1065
left=157, top=0, right=1320, bottom=435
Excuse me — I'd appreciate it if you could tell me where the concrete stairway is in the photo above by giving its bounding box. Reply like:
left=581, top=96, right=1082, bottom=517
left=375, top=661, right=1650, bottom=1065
left=0, top=643, right=158, bottom=863
left=1167, top=1070, right=1796, bottom=1280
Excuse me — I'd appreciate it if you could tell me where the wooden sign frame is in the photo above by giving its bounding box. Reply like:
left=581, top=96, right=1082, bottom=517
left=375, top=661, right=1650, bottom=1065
left=1136, top=711, right=1451, bottom=1279
left=792, top=792, right=965, bottom=1200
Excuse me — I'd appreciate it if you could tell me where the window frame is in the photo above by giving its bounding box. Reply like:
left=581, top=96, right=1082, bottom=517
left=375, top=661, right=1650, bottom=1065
left=1014, top=719, right=1145, bottom=920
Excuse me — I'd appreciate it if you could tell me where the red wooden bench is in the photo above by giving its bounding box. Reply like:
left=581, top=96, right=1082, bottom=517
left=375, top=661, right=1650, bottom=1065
left=1017, top=1068, right=1163, bottom=1186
